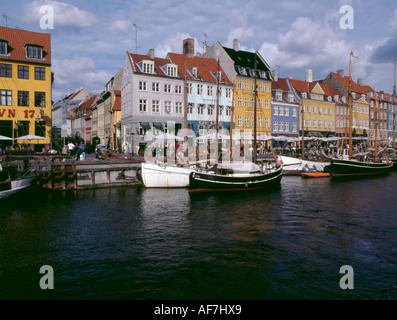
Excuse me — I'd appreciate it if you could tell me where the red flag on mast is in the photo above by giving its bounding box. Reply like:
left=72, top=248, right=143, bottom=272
left=350, top=50, right=358, bottom=59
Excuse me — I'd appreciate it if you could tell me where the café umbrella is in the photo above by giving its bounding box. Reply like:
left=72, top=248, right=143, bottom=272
left=16, top=134, right=46, bottom=141
left=0, top=135, right=13, bottom=140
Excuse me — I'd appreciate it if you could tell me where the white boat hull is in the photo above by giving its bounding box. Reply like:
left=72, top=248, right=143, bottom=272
left=0, top=176, right=34, bottom=199
left=279, top=156, right=329, bottom=174
left=140, top=162, right=196, bottom=188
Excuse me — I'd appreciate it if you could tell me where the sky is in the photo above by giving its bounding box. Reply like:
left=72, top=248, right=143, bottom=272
left=2, top=0, right=397, bottom=102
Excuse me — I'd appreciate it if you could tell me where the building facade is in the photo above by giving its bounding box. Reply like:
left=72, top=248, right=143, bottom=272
left=0, top=26, right=52, bottom=148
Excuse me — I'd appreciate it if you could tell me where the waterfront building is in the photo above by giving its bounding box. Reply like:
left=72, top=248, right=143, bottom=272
left=270, top=73, right=300, bottom=139
left=121, top=49, right=185, bottom=154
left=205, top=39, right=273, bottom=138
left=289, top=72, right=336, bottom=137
left=331, top=89, right=350, bottom=138
left=321, top=70, right=387, bottom=144
left=111, top=89, right=122, bottom=151
left=386, top=93, right=397, bottom=146
left=167, top=39, right=234, bottom=137
left=0, top=26, right=52, bottom=149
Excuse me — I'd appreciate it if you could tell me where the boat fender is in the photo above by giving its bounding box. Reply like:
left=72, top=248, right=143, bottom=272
left=245, top=182, right=248, bottom=188
left=386, top=158, right=390, bottom=164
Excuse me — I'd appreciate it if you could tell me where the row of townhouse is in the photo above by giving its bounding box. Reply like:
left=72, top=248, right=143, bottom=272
left=54, top=37, right=397, bottom=153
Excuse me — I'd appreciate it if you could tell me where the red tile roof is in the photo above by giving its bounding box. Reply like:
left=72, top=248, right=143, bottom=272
left=79, top=95, right=97, bottom=111
left=272, top=78, right=290, bottom=92
left=0, top=26, right=51, bottom=65
left=112, top=94, right=121, bottom=111
left=330, top=72, right=375, bottom=95
left=167, top=53, right=233, bottom=85
left=127, top=52, right=177, bottom=77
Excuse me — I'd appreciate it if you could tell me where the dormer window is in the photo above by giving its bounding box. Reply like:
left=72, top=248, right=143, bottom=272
left=0, top=40, right=9, bottom=55
left=259, top=71, right=267, bottom=79
left=238, top=67, right=247, bottom=75
left=191, top=67, right=197, bottom=77
left=141, top=60, right=154, bottom=74
left=302, top=92, right=307, bottom=99
left=276, top=92, right=282, bottom=101
left=166, top=64, right=178, bottom=77
left=26, top=45, right=44, bottom=59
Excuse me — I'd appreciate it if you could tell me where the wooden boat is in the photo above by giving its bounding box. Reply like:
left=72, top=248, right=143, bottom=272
left=138, top=162, right=196, bottom=188
left=280, top=156, right=329, bottom=175
left=301, top=171, right=330, bottom=178
left=0, top=165, right=34, bottom=199
left=188, top=162, right=283, bottom=193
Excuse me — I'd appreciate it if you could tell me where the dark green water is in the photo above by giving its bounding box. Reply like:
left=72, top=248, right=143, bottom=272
left=1, top=173, right=396, bottom=300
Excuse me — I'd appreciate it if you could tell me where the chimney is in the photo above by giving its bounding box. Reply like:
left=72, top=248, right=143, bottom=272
left=306, top=69, right=313, bottom=83
left=337, top=69, right=345, bottom=77
left=272, top=70, right=278, bottom=82
left=148, top=49, right=154, bottom=59
left=183, top=38, right=195, bottom=57
left=357, top=78, right=364, bottom=86
left=233, top=39, right=239, bottom=51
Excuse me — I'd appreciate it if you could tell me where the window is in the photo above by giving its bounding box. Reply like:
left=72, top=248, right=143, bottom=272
left=226, top=88, right=232, bottom=98
left=207, top=85, right=213, bottom=96
left=35, top=121, right=46, bottom=137
left=187, top=83, right=192, bottom=94
left=18, top=91, right=29, bottom=106
left=312, top=105, right=317, bottom=113
left=198, top=104, right=204, bottom=115
left=207, top=105, right=214, bottom=116
left=152, top=100, right=160, bottom=113
left=245, top=98, right=250, bottom=108
left=288, top=94, right=294, bottom=102
left=139, top=81, right=147, bottom=91
left=292, top=108, right=297, bottom=117
left=238, top=97, right=242, bottom=107
left=139, top=99, right=147, bottom=112
left=35, top=67, right=45, bottom=80
left=18, top=65, right=29, bottom=79
left=312, top=119, right=317, bottom=128
left=164, top=84, right=171, bottom=93
left=0, top=63, right=12, bottom=78
left=175, top=85, right=182, bottom=94
left=237, top=80, right=243, bottom=89
left=167, top=65, right=178, bottom=77
left=279, top=121, right=283, bottom=132
left=164, top=101, right=172, bottom=114
left=285, top=122, right=289, bottom=132
left=258, top=99, right=263, bottom=108
left=0, top=40, right=9, bottom=55
left=265, top=100, right=270, bottom=109
left=197, top=84, right=203, bottom=95
left=27, top=45, right=43, bottom=59
left=258, top=83, right=264, bottom=92
left=292, top=123, right=297, bottom=133
left=226, top=106, right=232, bottom=116
left=245, top=81, right=249, bottom=91
left=188, top=103, right=193, bottom=114
left=245, top=116, right=250, bottom=127
left=285, top=107, right=289, bottom=117
left=273, top=121, right=278, bottom=131
left=218, top=105, right=224, bottom=116
left=0, top=90, right=12, bottom=106
left=279, top=107, right=284, bottom=116
left=237, top=116, right=243, bottom=127
left=265, top=117, right=269, bottom=128
left=175, top=102, right=182, bottom=114
left=328, top=108, right=332, bottom=115
left=259, top=117, right=263, bottom=128
left=152, top=82, right=160, bottom=92
left=142, top=61, right=154, bottom=74
left=273, top=106, right=278, bottom=116
left=265, top=84, right=269, bottom=93
left=276, top=92, right=282, bottom=101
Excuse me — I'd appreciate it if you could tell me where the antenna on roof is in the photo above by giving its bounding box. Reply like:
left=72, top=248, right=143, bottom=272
left=133, top=23, right=142, bottom=54
left=2, top=13, right=14, bottom=27
left=202, top=33, right=208, bottom=55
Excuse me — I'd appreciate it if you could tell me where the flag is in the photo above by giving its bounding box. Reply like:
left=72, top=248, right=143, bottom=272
left=350, top=50, right=358, bottom=59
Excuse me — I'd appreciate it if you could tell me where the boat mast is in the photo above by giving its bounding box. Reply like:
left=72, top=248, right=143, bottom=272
left=393, top=56, right=396, bottom=149
left=300, top=95, right=305, bottom=159
left=374, top=93, right=379, bottom=162
left=230, top=83, right=235, bottom=161
left=215, top=56, right=220, bottom=165
left=348, top=53, right=353, bottom=160
left=253, top=53, right=258, bottom=163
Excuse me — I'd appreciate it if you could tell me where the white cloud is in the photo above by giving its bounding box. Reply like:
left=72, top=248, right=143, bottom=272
left=108, top=19, right=132, bottom=34
left=22, top=0, right=97, bottom=28
left=389, top=9, right=397, bottom=31
left=52, top=57, right=113, bottom=100
left=154, top=32, right=199, bottom=58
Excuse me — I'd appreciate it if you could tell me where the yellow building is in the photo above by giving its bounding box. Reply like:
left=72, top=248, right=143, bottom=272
left=0, top=26, right=52, bottom=149
left=205, top=40, right=273, bottom=136
left=290, top=79, right=336, bottom=136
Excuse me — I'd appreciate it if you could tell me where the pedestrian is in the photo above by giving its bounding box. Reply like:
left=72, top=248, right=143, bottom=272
left=75, top=145, right=82, bottom=160
left=82, top=144, right=87, bottom=161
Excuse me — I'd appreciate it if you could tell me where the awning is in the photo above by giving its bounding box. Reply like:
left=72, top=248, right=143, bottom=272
left=153, top=122, right=163, bottom=130
left=139, top=122, right=151, bottom=129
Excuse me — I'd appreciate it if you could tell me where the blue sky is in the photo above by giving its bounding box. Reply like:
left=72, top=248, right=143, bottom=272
left=2, top=0, right=397, bottom=101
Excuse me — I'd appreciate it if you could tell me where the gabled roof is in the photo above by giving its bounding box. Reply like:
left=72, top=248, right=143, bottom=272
left=127, top=51, right=180, bottom=78
left=112, top=91, right=121, bottom=111
left=272, top=78, right=291, bottom=92
left=0, top=26, right=51, bottom=65
left=79, top=95, right=98, bottom=111
left=167, top=53, right=233, bottom=85
left=288, top=79, right=317, bottom=93
left=330, top=72, right=375, bottom=95
left=222, top=46, right=272, bottom=80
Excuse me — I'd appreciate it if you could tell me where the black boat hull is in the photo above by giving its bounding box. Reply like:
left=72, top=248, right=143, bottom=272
left=324, top=159, right=393, bottom=176
left=188, top=166, right=283, bottom=192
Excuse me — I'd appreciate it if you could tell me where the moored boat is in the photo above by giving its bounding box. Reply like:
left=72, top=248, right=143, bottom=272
left=188, top=161, right=282, bottom=193
left=324, top=158, right=393, bottom=177
left=0, top=165, right=35, bottom=199
left=138, top=162, right=196, bottom=188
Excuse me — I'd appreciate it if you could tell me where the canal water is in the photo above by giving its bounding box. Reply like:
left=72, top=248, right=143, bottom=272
left=0, top=173, right=396, bottom=300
